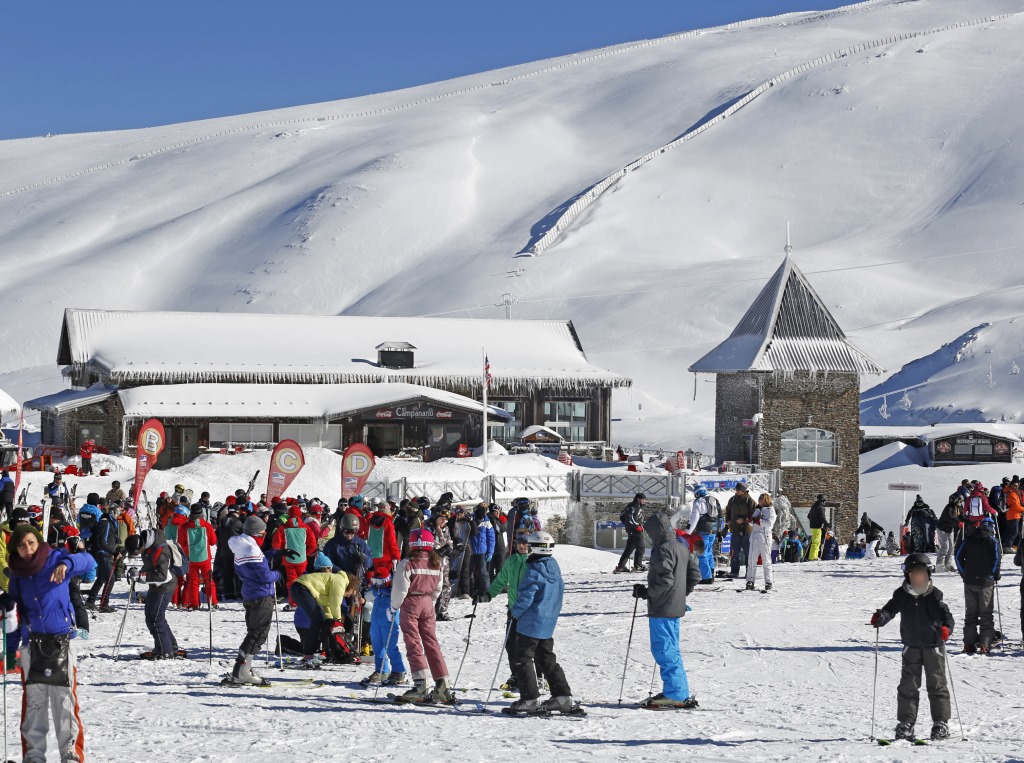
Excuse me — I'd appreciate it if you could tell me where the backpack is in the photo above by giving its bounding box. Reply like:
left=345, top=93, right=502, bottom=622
left=966, top=495, right=986, bottom=521
left=706, top=496, right=722, bottom=521
left=322, top=620, right=359, bottom=665
left=164, top=539, right=186, bottom=577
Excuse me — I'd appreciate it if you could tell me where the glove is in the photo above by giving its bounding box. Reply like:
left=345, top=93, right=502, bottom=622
left=994, top=573, right=1001, bottom=582
left=939, top=625, right=950, bottom=641
left=870, top=612, right=881, bottom=627
left=127, top=568, right=138, bottom=583
left=632, top=584, right=649, bottom=600
left=386, top=607, right=396, bottom=623
left=286, top=550, right=304, bottom=563
left=486, top=555, right=492, bottom=564
left=475, top=593, right=492, bottom=604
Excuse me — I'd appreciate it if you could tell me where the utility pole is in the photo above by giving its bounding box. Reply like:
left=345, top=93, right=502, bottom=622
left=495, top=293, right=519, bottom=320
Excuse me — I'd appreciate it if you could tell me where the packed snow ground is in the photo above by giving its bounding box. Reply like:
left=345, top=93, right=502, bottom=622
left=9, top=545, right=1016, bottom=763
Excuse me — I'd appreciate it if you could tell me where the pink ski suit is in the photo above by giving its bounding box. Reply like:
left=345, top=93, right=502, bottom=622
left=391, top=553, right=449, bottom=681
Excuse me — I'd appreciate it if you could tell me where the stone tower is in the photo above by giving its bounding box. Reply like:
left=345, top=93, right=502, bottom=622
left=688, top=255, right=883, bottom=535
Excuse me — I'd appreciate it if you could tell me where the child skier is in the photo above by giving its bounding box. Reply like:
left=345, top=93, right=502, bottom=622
left=133, top=527, right=185, bottom=659
left=871, top=552, right=954, bottom=741
left=390, top=528, right=453, bottom=704
left=361, top=563, right=407, bottom=687
left=476, top=532, right=531, bottom=692
left=505, top=531, right=581, bottom=716
left=225, top=515, right=281, bottom=686
left=954, top=518, right=1001, bottom=654
left=632, top=514, right=700, bottom=709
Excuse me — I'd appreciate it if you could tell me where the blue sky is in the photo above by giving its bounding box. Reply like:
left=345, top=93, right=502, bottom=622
left=3, top=1, right=852, bottom=140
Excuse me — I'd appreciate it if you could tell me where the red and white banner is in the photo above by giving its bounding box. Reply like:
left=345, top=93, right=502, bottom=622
left=267, top=439, right=305, bottom=501
left=133, top=419, right=166, bottom=512
left=341, top=443, right=376, bottom=499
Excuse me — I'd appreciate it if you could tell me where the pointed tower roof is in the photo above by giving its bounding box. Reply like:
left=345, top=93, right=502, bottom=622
left=688, top=256, right=883, bottom=375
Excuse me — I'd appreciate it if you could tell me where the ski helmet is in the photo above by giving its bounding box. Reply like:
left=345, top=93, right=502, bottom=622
left=409, top=528, right=435, bottom=549
left=341, top=513, right=361, bottom=533
left=526, top=531, right=556, bottom=556
left=416, top=496, right=431, bottom=512
left=512, top=497, right=531, bottom=511
left=902, top=552, right=934, bottom=577
left=693, top=486, right=708, bottom=499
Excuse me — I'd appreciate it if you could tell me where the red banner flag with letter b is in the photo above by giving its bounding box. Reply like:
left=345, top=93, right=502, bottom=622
left=341, top=443, right=376, bottom=499
left=133, top=419, right=166, bottom=512
left=267, top=440, right=305, bottom=501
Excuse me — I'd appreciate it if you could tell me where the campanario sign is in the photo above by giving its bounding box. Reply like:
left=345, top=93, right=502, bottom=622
left=374, top=404, right=456, bottom=419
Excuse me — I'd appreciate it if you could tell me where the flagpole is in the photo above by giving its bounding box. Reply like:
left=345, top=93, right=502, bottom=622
left=482, top=348, right=489, bottom=477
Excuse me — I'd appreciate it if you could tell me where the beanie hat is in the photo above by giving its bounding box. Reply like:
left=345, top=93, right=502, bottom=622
left=409, top=528, right=435, bottom=549
left=243, top=515, right=267, bottom=536
left=11, top=507, right=31, bottom=524
left=87, top=492, right=100, bottom=505
left=312, top=552, right=333, bottom=571
left=189, top=505, right=203, bottom=518
left=10, top=523, right=44, bottom=550
left=179, top=495, right=190, bottom=505
left=225, top=496, right=237, bottom=506
left=371, top=564, right=392, bottom=586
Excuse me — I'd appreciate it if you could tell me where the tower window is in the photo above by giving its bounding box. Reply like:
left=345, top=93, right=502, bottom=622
left=780, top=428, right=836, bottom=465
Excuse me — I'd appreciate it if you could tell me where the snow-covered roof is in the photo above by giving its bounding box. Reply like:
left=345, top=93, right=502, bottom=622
left=689, top=257, right=883, bottom=375
left=116, top=383, right=513, bottom=421
left=861, top=423, right=1023, bottom=444
left=0, top=388, right=18, bottom=415
left=520, top=425, right=564, bottom=442
left=58, top=309, right=630, bottom=391
left=24, top=384, right=118, bottom=414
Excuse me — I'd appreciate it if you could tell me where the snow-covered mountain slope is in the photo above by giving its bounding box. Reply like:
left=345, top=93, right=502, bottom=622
left=862, top=319, right=1024, bottom=425
left=2, top=0, right=1024, bottom=451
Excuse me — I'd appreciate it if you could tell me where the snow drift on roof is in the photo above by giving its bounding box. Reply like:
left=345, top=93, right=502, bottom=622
left=58, top=309, right=630, bottom=391
left=689, top=257, right=883, bottom=375
left=0, top=388, right=18, bottom=415
left=24, top=384, right=118, bottom=414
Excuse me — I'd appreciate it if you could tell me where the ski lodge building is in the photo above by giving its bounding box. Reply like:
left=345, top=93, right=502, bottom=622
left=27, top=309, right=630, bottom=467
left=689, top=256, right=884, bottom=534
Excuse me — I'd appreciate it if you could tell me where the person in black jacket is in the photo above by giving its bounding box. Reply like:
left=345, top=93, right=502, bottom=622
left=871, top=552, right=954, bottom=742
left=906, top=495, right=937, bottom=554
left=86, top=500, right=120, bottom=611
left=614, top=493, right=647, bottom=573
left=857, top=512, right=885, bottom=559
left=215, top=506, right=244, bottom=600
left=954, top=519, right=1001, bottom=654
left=807, top=495, right=827, bottom=561
left=132, top=528, right=183, bottom=659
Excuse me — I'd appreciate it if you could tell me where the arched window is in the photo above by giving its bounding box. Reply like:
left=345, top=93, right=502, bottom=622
left=780, top=428, right=837, bottom=465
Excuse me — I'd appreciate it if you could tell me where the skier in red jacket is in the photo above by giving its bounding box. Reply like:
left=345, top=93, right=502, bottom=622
left=180, top=505, right=218, bottom=609
left=79, top=438, right=96, bottom=476
left=272, top=504, right=317, bottom=606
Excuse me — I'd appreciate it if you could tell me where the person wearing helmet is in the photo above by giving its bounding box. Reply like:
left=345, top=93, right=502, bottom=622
left=341, top=496, right=369, bottom=540
left=469, top=504, right=496, bottom=599
left=871, top=553, right=954, bottom=741
left=476, top=532, right=534, bottom=693
left=954, top=518, right=1001, bottom=654
left=632, top=512, right=701, bottom=709
left=106, top=480, right=126, bottom=506
left=507, top=497, right=533, bottom=550
left=323, top=512, right=371, bottom=578
left=505, top=531, right=581, bottom=716
left=686, top=486, right=720, bottom=583
left=614, top=493, right=647, bottom=574
left=390, top=528, right=453, bottom=704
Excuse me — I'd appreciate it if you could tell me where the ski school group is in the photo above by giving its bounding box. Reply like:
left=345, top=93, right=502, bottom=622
left=0, top=468, right=1020, bottom=760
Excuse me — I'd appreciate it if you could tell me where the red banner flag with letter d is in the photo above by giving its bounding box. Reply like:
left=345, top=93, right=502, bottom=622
left=341, top=443, right=376, bottom=500
left=134, top=419, right=166, bottom=512
left=267, top=439, right=305, bottom=501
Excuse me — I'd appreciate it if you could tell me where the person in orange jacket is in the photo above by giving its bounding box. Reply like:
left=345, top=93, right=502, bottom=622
left=180, top=504, right=218, bottom=609
left=163, top=499, right=190, bottom=607
left=271, top=503, right=317, bottom=606
left=1004, top=477, right=1022, bottom=551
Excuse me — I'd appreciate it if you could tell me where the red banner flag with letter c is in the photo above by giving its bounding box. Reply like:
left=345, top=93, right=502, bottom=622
left=341, top=443, right=376, bottom=500
left=133, top=419, right=166, bottom=512
left=267, top=439, right=305, bottom=501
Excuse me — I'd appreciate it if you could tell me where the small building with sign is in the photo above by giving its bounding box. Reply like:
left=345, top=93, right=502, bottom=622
left=689, top=255, right=884, bottom=535
left=27, top=308, right=629, bottom=466
left=924, top=427, right=1017, bottom=465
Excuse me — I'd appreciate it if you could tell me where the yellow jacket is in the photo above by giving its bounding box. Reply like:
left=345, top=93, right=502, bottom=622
left=294, top=571, right=349, bottom=620
left=0, top=522, right=12, bottom=591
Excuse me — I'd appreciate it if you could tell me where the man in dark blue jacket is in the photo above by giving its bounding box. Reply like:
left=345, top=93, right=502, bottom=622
left=86, top=500, right=120, bottom=611
left=955, top=519, right=1001, bottom=654
left=324, top=513, right=371, bottom=577
left=614, top=493, right=647, bottom=574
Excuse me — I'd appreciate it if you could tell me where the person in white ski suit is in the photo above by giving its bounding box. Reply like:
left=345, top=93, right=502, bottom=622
left=745, top=493, right=776, bottom=590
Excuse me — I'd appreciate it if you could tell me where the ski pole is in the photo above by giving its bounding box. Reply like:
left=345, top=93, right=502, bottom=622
left=869, top=625, right=879, bottom=741
left=2, top=613, right=8, bottom=763
left=208, top=578, right=215, bottom=666
left=452, top=602, right=477, bottom=690
left=373, top=610, right=401, bottom=701
left=618, top=597, right=640, bottom=705
left=941, top=642, right=966, bottom=740
left=484, top=619, right=514, bottom=705
left=113, top=578, right=138, bottom=661
left=648, top=661, right=658, bottom=699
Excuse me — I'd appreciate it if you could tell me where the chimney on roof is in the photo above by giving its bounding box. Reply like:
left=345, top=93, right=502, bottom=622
left=376, top=341, right=416, bottom=369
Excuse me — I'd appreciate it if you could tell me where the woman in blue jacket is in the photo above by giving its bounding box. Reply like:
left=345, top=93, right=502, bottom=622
left=5, top=523, right=93, bottom=763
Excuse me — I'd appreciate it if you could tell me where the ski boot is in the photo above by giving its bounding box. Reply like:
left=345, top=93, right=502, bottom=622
left=894, top=722, right=915, bottom=741
left=97, top=604, right=117, bottom=614
left=977, top=645, right=990, bottom=656
left=963, top=644, right=977, bottom=655
left=542, top=695, right=586, bottom=716
left=640, top=693, right=698, bottom=710
left=78, top=630, right=90, bottom=641
left=764, top=582, right=773, bottom=592
left=500, top=675, right=519, bottom=693
left=745, top=581, right=755, bottom=591
left=429, top=678, right=457, bottom=705
left=502, top=697, right=542, bottom=715
left=360, top=671, right=385, bottom=686
left=298, top=655, right=323, bottom=669
left=383, top=672, right=408, bottom=687
left=224, top=653, right=270, bottom=686
left=612, top=565, right=629, bottom=574
left=397, top=678, right=431, bottom=703
left=930, top=721, right=949, bottom=741
left=632, top=563, right=648, bottom=572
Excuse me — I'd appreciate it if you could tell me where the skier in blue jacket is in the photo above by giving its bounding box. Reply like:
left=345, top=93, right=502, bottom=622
left=469, top=504, right=496, bottom=598
left=505, top=531, right=581, bottom=716
left=225, top=515, right=281, bottom=686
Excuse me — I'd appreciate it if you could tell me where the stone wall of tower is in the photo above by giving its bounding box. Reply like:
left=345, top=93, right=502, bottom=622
left=714, top=373, right=761, bottom=465
left=755, top=372, right=861, bottom=537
